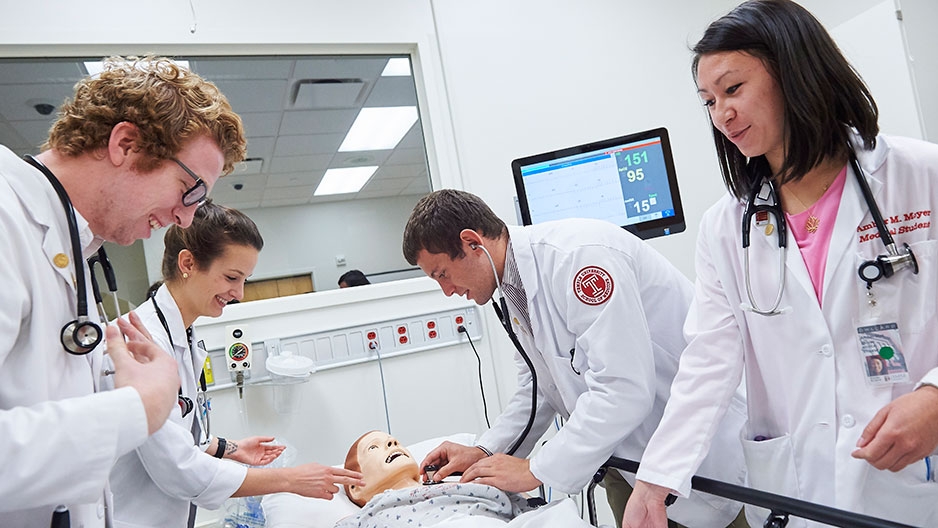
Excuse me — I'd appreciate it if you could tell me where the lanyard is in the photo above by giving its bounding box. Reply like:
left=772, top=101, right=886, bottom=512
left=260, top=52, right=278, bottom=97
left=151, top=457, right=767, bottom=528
left=150, top=293, right=211, bottom=446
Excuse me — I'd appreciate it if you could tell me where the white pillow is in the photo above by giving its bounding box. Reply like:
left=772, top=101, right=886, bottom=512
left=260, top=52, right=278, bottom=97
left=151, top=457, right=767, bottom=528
left=262, top=433, right=476, bottom=528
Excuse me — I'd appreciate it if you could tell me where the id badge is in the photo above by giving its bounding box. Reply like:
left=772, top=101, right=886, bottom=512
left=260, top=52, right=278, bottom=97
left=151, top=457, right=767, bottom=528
left=856, top=322, right=910, bottom=386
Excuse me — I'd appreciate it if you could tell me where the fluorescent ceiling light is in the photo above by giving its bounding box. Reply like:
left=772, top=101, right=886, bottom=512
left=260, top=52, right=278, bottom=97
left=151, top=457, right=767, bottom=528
left=83, top=59, right=190, bottom=77
left=338, top=106, right=418, bottom=152
left=382, top=58, right=412, bottom=77
left=314, top=166, right=378, bottom=196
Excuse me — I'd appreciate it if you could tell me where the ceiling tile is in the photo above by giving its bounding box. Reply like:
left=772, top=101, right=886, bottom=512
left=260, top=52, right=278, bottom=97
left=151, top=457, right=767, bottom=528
left=403, top=178, right=432, bottom=195
left=263, top=185, right=314, bottom=201
left=364, top=76, right=419, bottom=107
left=0, top=121, right=29, bottom=149
left=292, top=57, right=388, bottom=80
left=332, top=150, right=391, bottom=168
left=385, top=146, right=426, bottom=166
left=14, top=120, right=56, bottom=150
left=267, top=171, right=324, bottom=189
left=240, top=112, right=282, bottom=138
left=279, top=108, right=358, bottom=136
left=244, top=136, right=276, bottom=161
left=268, top=154, right=334, bottom=174
left=373, top=163, right=426, bottom=180
left=274, top=133, right=344, bottom=157
left=363, top=177, right=411, bottom=193
left=190, top=58, right=294, bottom=80
left=0, top=60, right=84, bottom=84
left=213, top=79, right=288, bottom=113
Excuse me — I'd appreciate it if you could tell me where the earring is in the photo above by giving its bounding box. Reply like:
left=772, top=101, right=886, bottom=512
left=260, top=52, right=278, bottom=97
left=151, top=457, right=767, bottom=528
left=183, top=272, right=189, bottom=279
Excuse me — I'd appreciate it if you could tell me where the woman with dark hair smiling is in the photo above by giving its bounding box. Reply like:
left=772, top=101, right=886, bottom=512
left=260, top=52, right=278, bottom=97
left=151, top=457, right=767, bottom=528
left=624, top=1, right=938, bottom=527
left=110, top=200, right=363, bottom=527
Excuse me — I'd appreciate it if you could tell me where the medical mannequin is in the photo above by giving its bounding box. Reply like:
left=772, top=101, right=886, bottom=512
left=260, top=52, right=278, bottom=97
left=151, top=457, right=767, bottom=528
left=401, top=190, right=748, bottom=528
left=109, top=200, right=364, bottom=527
left=344, top=431, right=422, bottom=507
left=0, top=56, right=246, bottom=526
left=337, top=431, right=562, bottom=528
left=625, top=2, right=938, bottom=527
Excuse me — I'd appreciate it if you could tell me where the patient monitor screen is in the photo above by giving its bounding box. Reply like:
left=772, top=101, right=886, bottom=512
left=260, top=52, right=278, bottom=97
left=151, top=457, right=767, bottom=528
left=511, top=127, right=685, bottom=240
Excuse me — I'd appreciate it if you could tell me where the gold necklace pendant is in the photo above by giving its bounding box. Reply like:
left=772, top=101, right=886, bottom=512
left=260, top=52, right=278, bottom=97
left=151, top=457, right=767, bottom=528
left=805, top=215, right=820, bottom=233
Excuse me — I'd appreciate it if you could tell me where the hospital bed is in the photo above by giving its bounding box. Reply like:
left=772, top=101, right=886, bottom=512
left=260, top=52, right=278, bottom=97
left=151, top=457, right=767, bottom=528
left=260, top=433, right=601, bottom=528
left=259, top=434, right=918, bottom=528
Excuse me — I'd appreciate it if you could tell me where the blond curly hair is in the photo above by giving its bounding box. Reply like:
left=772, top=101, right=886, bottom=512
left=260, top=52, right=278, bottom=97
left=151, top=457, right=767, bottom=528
left=45, top=55, right=246, bottom=174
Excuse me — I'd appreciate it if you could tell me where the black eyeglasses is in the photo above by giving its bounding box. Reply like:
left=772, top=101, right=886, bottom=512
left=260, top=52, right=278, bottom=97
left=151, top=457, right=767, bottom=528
left=171, top=158, right=208, bottom=207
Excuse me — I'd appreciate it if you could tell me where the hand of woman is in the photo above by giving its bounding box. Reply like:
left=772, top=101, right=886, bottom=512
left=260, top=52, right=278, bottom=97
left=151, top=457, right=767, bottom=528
left=622, top=480, right=671, bottom=528
left=227, top=436, right=286, bottom=466
left=288, top=463, right=365, bottom=499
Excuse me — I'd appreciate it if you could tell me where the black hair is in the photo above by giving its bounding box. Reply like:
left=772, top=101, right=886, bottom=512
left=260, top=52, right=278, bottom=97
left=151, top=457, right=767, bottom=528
left=338, top=269, right=370, bottom=287
left=161, top=199, right=264, bottom=280
left=402, top=189, right=507, bottom=265
left=693, top=0, right=878, bottom=199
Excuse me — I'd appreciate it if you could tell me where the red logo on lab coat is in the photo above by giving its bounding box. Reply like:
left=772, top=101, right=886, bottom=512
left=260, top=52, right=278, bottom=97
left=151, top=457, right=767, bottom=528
left=573, top=266, right=613, bottom=305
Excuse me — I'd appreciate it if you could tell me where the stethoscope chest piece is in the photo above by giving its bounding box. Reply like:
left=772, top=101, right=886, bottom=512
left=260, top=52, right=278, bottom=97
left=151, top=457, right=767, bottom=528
left=858, top=242, right=918, bottom=289
left=61, top=317, right=103, bottom=355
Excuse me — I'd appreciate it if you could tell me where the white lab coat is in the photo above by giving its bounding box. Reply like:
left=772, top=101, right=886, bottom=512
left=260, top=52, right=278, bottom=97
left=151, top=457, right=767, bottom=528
left=109, top=285, right=246, bottom=527
left=0, top=146, right=148, bottom=526
left=476, top=219, right=748, bottom=527
left=638, top=133, right=938, bottom=527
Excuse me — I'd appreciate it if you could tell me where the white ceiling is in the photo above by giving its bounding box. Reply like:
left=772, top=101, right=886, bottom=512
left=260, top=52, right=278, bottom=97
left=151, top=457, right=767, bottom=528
left=0, top=55, right=432, bottom=210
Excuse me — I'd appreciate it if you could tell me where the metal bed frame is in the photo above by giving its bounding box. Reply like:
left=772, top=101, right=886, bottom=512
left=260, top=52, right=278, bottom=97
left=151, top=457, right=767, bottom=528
left=584, top=457, right=920, bottom=528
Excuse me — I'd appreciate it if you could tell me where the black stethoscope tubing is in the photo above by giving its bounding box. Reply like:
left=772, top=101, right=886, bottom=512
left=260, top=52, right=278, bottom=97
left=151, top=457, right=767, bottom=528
left=150, top=292, right=209, bottom=438
left=23, top=154, right=103, bottom=354
left=742, top=148, right=918, bottom=313
left=491, top=297, right=538, bottom=457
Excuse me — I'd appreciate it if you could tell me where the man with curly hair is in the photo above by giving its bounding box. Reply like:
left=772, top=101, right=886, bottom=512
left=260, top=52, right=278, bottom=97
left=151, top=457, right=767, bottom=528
left=0, top=56, right=247, bottom=526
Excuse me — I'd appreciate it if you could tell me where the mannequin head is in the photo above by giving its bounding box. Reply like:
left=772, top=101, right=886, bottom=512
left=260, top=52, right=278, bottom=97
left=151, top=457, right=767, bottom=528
left=343, top=431, right=420, bottom=507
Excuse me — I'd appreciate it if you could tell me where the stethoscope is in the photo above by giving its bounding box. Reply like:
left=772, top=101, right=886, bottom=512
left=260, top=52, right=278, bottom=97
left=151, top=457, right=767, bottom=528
left=470, top=242, right=538, bottom=456
left=23, top=155, right=105, bottom=354
left=150, top=291, right=212, bottom=447
left=742, top=150, right=918, bottom=316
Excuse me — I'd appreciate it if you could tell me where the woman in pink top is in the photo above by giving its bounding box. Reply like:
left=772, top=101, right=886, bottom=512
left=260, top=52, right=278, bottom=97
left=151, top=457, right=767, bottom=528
left=624, top=1, right=938, bottom=527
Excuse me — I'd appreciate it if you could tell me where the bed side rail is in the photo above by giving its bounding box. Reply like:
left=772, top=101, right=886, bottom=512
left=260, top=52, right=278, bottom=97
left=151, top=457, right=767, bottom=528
left=586, top=457, right=919, bottom=528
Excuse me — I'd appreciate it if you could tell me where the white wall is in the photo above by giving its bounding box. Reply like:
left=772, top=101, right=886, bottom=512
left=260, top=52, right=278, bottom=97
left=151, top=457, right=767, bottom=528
left=141, top=194, right=423, bottom=291
left=429, top=0, right=739, bottom=280
left=897, top=0, right=938, bottom=142
left=829, top=0, right=921, bottom=139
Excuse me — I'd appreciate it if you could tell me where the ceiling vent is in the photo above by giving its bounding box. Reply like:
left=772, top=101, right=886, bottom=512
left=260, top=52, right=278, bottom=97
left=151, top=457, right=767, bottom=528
left=292, top=78, right=366, bottom=109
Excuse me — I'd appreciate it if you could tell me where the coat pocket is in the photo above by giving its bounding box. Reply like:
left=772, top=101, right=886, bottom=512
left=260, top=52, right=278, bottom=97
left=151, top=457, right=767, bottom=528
left=740, top=431, right=806, bottom=528
left=860, top=459, right=938, bottom=526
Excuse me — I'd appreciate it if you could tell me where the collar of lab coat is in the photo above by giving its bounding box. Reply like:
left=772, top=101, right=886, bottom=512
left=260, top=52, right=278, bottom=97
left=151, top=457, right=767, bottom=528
left=504, top=225, right=540, bottom=303
left=2, top=146, right=99, bottom=292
